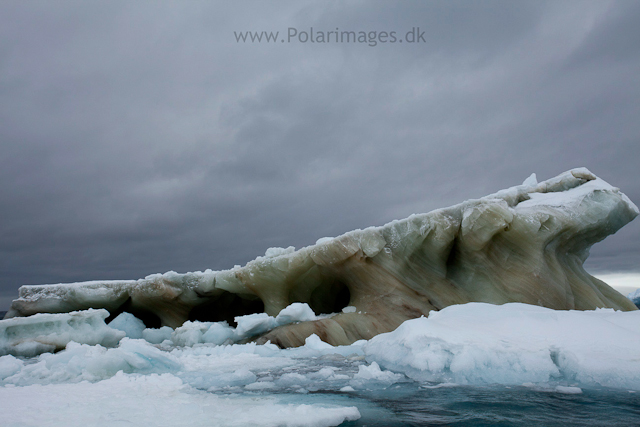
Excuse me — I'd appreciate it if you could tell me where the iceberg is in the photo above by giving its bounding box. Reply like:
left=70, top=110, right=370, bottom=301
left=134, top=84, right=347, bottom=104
left=3, top=168, right=638, bottom=348
left=628, top=288, right=640, bottom=308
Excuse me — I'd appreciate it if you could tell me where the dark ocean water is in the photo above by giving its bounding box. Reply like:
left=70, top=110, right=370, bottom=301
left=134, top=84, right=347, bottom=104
left=0, top=311, right=6, bottom=319
left=333, top=384, right=640, bottom=427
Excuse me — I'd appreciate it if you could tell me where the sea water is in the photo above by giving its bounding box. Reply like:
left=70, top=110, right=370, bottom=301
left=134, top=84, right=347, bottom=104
left=337, top=384, right=640, bottom=426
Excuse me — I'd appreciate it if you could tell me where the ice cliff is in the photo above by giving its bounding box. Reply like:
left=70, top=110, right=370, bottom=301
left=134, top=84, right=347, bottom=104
left=4, top=168, right=638, bottom=348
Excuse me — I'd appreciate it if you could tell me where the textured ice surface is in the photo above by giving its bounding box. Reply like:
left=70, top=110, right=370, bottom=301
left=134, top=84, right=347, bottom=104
left=0, top=309, right=124, bottom=357
left=5, top=169, right=639, bottom=349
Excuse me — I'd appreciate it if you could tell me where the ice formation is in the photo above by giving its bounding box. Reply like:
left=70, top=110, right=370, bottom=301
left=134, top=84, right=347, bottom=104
left=0, top=309, right=124, bottom=357
left=3, top=168, right=638, bottom=348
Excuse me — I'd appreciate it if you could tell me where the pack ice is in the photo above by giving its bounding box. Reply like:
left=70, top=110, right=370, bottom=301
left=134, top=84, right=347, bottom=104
left=3, top=168, right=638, bottom=349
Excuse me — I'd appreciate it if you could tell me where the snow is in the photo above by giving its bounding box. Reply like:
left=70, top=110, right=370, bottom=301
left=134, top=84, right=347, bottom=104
left=364, top=303, right=640, bottom=389
left=264, top=246, right=296, bottom=258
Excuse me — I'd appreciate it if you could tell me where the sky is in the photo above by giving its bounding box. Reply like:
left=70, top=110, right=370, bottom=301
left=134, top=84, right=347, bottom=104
left=1, top=0, right=639, bottom=309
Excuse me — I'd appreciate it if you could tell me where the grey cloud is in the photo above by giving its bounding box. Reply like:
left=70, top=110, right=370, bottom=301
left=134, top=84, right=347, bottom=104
left=0, top=1, right=638, bottom=308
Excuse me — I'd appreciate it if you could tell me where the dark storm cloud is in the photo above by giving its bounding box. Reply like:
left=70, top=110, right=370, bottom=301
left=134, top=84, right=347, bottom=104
left=1, top=1, right=639, bottom=308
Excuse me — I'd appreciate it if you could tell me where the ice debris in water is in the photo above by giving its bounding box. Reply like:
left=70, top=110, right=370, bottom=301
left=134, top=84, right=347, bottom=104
left=170, top=302, right=319, bottom=347
left=0, top=302, right=320, bottom=357
left=2, top=302, right=640, bottom=426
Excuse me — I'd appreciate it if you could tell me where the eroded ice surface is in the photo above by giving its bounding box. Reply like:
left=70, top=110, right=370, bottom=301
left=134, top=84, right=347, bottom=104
left=5, top=169, right=638, bottom=349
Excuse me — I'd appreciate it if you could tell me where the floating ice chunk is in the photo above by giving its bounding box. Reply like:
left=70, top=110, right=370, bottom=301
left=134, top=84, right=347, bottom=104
left=245, top=380, right=277, bottom=390
left=555, top=385, right=582, bottom=394
left=349, top=362, right=404, bottom=389
left=169, top=320, right=236, bottom=346
left=202, top=368, right=258, bottom=390
left=276, top=303, right=317, bottom=325
left=202, top=321, right=235, bottom=345
left=108, top=312, right=146, bottom=339
left=236, top=303, right=318, bottom=340
left=172, top=321, right=213, bottom=346
left=342, top=306, right=357, bottom=313
left=312, top=367, right=338, bottom=380
left=276, top=372, right=310, bottom=387
left=235, top=313, right=278, bottom=337
left=0, top=354, right=23, bottom=380
left=142, top=326, right=173, bottom=344
left=304, top=334, right=334, bottom=351
left=0, top=309, right=124, bottom=357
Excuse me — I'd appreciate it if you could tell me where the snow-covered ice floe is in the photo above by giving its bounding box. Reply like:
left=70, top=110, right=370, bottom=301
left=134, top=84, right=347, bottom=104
left=4, top=168, right=638, bottom=350
left=364, top=302, right=640, bottom=390
left=0, top=372, right=361, bottom=427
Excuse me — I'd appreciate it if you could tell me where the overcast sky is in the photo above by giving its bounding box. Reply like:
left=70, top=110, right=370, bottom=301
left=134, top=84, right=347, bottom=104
left=1, top=0, right=639, bottom=309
